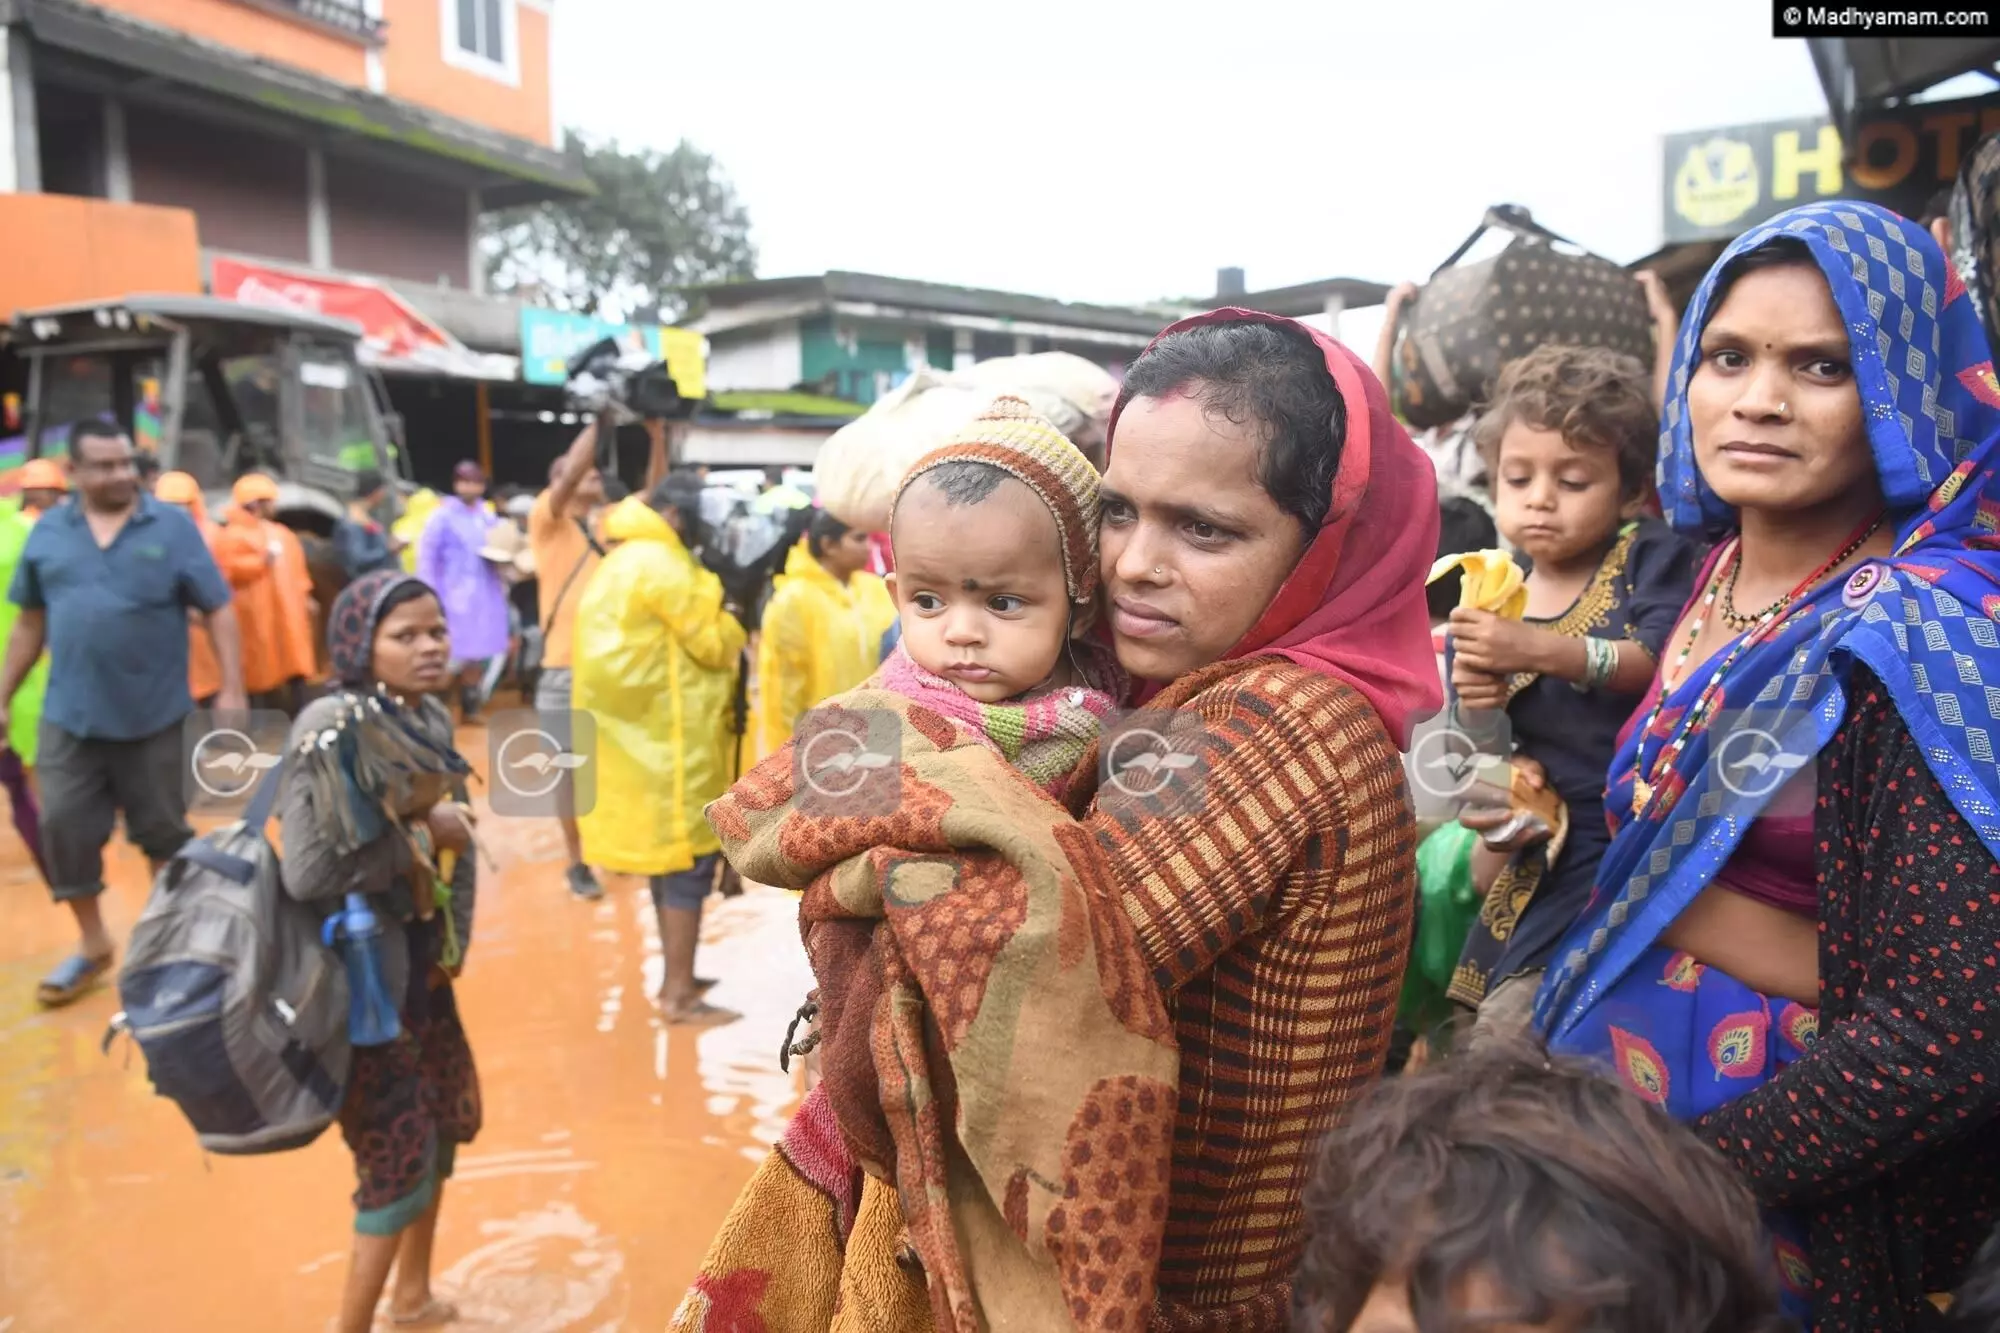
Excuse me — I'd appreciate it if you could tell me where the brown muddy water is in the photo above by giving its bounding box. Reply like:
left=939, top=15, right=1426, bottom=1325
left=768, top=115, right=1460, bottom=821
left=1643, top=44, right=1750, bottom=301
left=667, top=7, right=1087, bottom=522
left=0, top=729, right=811, bottom=1331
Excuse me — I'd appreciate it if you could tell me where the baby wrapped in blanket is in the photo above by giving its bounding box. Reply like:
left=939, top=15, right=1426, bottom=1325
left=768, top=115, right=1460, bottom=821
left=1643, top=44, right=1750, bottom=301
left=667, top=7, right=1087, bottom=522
left=680, top=399, right=1179, bottom=1333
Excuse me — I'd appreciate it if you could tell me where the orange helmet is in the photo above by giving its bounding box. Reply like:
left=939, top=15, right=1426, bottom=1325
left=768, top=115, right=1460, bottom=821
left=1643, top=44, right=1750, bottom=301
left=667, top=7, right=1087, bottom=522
left=155, top=470, right=203, bottom=505
left=19, top=459, right=68, bottom=493
left=232, top=473, right=280, bottom=506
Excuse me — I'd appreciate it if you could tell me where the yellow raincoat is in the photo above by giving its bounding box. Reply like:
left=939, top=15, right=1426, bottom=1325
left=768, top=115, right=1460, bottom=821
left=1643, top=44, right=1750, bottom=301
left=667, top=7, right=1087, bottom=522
left=756, top=540, right=897, bottom=757
left=392, top=489, right=439, bottom=573
left=573, top=496, right=746, bottom=876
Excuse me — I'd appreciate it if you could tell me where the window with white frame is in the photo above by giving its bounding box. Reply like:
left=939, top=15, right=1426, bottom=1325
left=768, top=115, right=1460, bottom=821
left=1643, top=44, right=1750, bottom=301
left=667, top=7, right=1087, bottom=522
left=442, top=0, right=517, bottom=82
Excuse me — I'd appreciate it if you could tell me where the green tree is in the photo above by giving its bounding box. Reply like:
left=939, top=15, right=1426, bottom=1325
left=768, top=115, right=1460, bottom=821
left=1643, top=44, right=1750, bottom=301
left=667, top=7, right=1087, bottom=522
left=482, top=134, right=756, bottom=322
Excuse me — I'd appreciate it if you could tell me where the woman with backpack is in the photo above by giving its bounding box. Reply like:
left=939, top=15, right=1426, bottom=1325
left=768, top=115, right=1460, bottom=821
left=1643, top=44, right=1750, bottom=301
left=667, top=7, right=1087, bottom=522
left=279, top=568, right=480, bottom=1333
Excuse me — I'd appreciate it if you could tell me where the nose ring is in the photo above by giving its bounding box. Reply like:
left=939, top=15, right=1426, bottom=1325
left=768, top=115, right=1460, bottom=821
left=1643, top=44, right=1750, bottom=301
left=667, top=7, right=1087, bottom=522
left=1153, top=566, right=1163, bottom=577
left=1777, top=401, right=1789, bottom=417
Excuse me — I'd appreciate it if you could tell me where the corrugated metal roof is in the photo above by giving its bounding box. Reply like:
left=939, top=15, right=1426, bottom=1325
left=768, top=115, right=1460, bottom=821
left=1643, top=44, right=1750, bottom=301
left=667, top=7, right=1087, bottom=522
left=695, top=272, right=1186, bottom=337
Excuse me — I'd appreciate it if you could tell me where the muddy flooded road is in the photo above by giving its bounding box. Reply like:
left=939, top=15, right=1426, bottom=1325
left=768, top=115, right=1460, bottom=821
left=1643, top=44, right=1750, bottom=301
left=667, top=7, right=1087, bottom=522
left=0, top=736, right=811, bottom=1331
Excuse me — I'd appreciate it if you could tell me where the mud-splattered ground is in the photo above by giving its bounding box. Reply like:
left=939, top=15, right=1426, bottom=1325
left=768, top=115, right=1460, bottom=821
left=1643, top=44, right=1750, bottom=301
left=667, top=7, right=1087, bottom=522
left=0, top=729, right=810, bottom=1331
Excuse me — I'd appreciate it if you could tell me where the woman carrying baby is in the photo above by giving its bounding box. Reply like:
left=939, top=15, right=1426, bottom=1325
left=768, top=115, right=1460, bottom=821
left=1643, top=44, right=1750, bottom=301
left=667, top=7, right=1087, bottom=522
left=679, top=311, right=1440, bottom=1333
left=1070, top=309, right=1440, bottom=1328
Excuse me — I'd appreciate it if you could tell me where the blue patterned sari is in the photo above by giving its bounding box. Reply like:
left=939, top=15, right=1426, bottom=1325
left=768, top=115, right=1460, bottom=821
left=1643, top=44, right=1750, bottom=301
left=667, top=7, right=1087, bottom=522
left=1533, top=202, right=2000, bottom=1327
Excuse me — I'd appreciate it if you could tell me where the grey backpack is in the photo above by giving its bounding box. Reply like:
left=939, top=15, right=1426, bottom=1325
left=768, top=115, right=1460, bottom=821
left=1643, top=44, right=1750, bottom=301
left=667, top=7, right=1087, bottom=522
left=111, top=765, right=353, bottom=1155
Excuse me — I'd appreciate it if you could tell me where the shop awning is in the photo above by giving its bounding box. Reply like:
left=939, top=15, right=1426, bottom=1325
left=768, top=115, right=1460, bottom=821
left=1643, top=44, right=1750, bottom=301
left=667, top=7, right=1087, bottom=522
left=1811, top=37, right=2000, bottom=138
left=210, top=257, right=518, bottom=381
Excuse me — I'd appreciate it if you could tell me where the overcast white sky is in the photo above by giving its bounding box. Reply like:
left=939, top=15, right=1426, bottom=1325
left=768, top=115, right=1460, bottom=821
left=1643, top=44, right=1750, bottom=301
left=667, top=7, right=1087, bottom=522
left=552, top=0, right=1831, bottom=344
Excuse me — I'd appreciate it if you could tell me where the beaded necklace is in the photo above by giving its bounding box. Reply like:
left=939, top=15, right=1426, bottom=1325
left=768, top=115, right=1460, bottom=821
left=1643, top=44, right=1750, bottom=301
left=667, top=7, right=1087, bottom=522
left=1629, top=512, right=1884, bottom=817
left=1718, top=556, right=1786, bottom=632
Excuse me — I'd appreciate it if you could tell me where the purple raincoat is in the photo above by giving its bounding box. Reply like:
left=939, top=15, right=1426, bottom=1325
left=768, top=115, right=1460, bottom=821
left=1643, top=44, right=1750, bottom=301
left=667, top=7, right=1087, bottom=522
left=416, top=500, right=510, bottom=663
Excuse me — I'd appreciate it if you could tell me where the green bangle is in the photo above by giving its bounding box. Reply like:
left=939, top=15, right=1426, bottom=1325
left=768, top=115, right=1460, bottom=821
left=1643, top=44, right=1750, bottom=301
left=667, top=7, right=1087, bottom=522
left=1579, top=636, right=1618, bottom=691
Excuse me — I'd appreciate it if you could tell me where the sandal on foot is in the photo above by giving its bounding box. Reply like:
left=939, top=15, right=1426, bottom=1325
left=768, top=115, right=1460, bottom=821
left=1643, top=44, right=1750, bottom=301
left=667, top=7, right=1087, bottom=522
left=663, top=999, right=740, bottom=1028
left=565, top=864, right=604, bottom=901
left=388, top=1298, right=459, bottom=1327
left=37, top=951, right=113, bottom=1009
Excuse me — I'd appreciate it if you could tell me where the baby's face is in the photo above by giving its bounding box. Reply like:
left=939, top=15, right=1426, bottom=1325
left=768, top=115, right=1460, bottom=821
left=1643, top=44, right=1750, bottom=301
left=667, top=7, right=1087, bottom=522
left=888, top=476, right=1073, bottom=703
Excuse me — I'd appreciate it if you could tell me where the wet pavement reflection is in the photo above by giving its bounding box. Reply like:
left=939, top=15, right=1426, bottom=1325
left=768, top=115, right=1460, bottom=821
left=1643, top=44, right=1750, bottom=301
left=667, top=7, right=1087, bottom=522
left=0, top=731, right=811, bottom=1331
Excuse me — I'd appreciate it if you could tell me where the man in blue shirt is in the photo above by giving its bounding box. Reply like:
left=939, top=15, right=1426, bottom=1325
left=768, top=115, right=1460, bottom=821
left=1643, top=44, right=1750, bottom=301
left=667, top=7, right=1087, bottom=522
left=331, top=467, right=401, bottom=580
left=1, top=421, right=246, bottom=1007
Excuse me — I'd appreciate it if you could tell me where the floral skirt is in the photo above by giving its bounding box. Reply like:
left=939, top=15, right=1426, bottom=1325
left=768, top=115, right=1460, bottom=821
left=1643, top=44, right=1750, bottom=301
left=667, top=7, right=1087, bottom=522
left=1550, top=946, right=1819, bottom=1328
left=340, top=978, right=482, bottom=1236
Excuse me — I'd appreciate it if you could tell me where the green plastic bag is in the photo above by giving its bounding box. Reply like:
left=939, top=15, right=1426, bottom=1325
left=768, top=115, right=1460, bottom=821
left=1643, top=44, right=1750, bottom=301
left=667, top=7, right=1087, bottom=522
left=1396, top=822, right=1482, bottom=1037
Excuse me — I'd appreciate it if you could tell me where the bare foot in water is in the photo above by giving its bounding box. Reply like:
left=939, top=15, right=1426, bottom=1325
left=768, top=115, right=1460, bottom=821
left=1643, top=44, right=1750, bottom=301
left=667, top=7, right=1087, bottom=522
left=388, top=1296, right=459, bottom=1327
left=662, top=998, right=740, bottom=1027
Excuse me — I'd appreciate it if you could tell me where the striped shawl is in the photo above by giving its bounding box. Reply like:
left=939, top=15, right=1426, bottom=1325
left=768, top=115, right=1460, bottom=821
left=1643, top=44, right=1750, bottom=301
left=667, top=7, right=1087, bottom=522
left=1066, top=656, right=1418, bottom=1330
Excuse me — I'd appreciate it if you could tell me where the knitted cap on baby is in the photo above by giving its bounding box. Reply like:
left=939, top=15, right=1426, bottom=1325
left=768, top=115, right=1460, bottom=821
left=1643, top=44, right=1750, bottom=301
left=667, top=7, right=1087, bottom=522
left=892, top=395, right=1101, bottom=608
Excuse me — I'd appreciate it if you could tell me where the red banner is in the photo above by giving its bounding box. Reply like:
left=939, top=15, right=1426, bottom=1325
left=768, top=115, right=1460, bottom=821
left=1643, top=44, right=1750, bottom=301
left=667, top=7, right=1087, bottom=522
left=210, top=257, right=453, bottom=362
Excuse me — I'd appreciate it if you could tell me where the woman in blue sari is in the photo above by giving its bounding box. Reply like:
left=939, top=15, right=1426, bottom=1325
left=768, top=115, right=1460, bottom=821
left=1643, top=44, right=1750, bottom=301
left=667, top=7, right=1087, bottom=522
left=1534, top=202, right=2000, bottom=1332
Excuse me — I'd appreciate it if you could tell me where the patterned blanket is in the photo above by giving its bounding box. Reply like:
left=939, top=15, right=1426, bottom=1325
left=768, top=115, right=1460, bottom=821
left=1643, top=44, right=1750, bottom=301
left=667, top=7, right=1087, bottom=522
left=682, top=686, right=1180, bottom=1333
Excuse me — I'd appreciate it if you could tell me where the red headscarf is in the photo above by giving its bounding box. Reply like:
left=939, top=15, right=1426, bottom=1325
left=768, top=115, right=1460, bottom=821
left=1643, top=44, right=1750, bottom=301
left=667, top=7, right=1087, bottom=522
left=1107, top=309, right=1443, bottom=747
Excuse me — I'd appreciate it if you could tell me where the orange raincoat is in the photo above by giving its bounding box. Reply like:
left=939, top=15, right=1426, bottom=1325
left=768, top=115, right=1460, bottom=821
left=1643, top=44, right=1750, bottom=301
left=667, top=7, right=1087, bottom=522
left=221, top=475, right=318, bottom=693
left=156, top=472, right=265, bottom=700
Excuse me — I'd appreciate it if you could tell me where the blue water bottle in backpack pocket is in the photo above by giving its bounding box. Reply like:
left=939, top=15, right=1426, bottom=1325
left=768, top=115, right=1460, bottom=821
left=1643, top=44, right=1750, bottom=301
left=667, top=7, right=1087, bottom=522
left=323, top=893, right=402, bottom=1046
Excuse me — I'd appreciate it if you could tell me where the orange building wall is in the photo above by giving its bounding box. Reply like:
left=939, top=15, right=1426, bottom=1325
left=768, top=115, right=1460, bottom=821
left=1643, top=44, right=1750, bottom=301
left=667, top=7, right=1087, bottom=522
left=382, top=0, right=555, bottom=148
left=86, top=0, right=367, bottom=85
left=82, top=0, right=555, bottom=149
left=0, top=196, right=203, bottom=320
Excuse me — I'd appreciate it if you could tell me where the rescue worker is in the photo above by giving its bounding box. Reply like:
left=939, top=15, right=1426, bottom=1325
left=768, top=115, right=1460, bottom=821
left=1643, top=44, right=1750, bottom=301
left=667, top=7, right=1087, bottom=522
left=393, top=488, right=439, bottom=574
left=572, top=476, right=745, bottom=1026
left=756, top=507, right=895, bottom=756
left=18, top=458, right=68, bottom=519
left=156, top=472, right=266, bottom=708
left=224, top=473, right=318, bottom=713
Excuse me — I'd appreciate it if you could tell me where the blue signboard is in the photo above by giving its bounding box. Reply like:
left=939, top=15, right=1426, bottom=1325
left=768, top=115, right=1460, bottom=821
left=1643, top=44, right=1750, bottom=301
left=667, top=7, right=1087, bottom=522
left=519, top=308, right=707, bottom=396
left=519, top=309, right=659, bottom=386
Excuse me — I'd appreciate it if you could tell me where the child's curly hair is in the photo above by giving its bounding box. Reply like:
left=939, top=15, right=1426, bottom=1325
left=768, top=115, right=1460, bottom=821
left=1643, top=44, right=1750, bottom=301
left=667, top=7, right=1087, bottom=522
left=1293, top=1041, right=1791, bottom=1333
left=1473, top=343, right=1659, bottom=501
